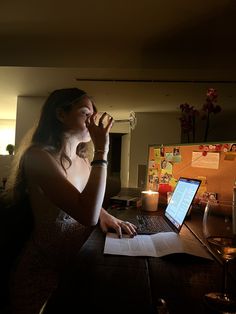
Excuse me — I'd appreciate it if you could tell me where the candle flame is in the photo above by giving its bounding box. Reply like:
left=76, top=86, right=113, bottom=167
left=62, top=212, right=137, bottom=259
left=142, top=190, right=158, bottom=195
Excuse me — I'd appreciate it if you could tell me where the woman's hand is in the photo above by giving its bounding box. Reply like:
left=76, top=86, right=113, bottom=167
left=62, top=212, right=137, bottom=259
left=86, top=112, right=113, bottom=153
left=99, top=209, right=137, bottom=238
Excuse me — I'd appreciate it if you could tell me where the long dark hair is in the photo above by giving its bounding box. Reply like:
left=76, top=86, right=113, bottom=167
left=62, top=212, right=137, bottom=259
left=32, top=88, right=91, bottom=169
left=4, top=87, right=95, bottom=204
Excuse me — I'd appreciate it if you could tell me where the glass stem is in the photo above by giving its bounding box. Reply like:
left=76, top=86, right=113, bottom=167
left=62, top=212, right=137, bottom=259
left=223, top=260, right=229, bottom=297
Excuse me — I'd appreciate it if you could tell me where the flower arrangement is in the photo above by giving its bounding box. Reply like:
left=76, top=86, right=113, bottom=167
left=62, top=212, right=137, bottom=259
left=201, top=88, right=221, bottom=141
left=179, top=88, right=222, bottom=143
left=179, top=103, right=199, bottom=143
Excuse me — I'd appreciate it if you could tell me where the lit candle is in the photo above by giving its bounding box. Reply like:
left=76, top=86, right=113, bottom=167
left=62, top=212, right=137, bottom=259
left=141, top=190, right=159, bottom=211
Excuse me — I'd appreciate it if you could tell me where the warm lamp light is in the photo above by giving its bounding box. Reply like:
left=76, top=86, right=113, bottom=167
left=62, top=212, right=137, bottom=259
left=0, top=124, right=16, bottom=155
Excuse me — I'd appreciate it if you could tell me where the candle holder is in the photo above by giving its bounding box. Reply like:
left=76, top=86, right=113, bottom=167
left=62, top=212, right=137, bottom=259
left=141, top=190, right=159, bottom=212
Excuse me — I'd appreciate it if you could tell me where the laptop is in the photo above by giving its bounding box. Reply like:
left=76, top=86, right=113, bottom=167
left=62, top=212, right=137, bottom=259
left=136, top=177, right=201, bottom=234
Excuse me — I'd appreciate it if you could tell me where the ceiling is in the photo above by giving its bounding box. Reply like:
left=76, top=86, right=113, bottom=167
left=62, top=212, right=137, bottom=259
left=0, top=0, right=236, bottom=120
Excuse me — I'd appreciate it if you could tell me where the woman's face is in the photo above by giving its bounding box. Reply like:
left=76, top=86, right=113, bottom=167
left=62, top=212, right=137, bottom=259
left=62, top=95, right=94, bottom=141
left=231, top=145, right=236, bottom=152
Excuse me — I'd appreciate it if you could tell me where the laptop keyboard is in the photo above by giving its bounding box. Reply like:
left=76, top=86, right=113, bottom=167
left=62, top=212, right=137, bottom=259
left=136, top=214, right=173, bottom=234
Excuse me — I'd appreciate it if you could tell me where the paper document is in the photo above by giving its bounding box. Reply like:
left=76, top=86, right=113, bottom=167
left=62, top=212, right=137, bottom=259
left=104, top=232, right=213, bottom=259
left=191, top=151, right=219, bottom=169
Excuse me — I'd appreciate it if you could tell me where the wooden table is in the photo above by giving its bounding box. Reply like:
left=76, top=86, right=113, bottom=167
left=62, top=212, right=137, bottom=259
left=44, top=207, right=236, bottom=314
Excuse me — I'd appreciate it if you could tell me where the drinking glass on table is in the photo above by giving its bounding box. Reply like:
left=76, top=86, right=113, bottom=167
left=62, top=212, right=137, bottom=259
left=203, top=200, right=236, bottom=312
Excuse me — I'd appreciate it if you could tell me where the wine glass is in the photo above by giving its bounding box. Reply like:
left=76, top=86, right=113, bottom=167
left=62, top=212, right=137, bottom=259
left=203, top=200, right=236, bottom=312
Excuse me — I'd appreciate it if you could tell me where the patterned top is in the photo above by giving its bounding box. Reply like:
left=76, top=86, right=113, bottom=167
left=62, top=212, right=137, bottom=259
left=10, top=207, right=92, bottom=314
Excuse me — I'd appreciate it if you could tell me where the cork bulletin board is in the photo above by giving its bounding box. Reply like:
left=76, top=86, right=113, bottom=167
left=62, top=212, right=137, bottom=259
left=146, top=142, right=236, bottom=203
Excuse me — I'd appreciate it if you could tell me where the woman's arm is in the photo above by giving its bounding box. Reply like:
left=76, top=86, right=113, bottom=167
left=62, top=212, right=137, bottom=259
left=99, top=208, right=137, bottom=238
left=24, top=148, right=107, bottom=226
left=23, top=112, right=113, bottom=226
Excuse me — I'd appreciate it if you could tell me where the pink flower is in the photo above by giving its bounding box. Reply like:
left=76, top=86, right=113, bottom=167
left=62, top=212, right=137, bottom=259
left=179, top=103, right=199, bottom=142
left=201, top=88, right=222, bottom=141
left=206, top=88, right=218, bottom=101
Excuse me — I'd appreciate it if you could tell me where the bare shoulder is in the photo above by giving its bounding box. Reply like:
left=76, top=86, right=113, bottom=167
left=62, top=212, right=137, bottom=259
left=25, top=146, right=55, bottom=162
left=24, top=146, right=62, bottom=173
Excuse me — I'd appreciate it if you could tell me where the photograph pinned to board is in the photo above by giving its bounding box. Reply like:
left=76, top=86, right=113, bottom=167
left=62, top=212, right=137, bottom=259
left=224, top=143, right=236, bottom=160
left=161, top=148, right=182, bottom=164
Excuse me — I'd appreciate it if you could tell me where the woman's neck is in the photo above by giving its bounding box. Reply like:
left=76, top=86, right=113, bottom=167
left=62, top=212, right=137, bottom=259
left=64, top=135, right=82, bottom=160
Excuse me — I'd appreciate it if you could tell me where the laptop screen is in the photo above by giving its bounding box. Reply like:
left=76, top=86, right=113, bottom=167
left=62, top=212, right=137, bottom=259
left=165, top=177, right=201, bottom=231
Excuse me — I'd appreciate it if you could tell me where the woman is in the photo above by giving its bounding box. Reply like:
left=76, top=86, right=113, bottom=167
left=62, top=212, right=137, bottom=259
left=230, top=143, right=236, bottom=152
left=5, top=88, right=137, bottom=314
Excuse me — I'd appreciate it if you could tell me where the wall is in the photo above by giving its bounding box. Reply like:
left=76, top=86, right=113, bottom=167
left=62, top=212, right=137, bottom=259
left=0, top=97, right=43, bottom=183
left=202, top=112, right=236, bottom=142
left=15, top=96, right=45, bottom=148
left=0, top=119, right=16, bottom=154
left=0, top=119, right=16, bottom=182
left=120, top=133, right=130, bottom=187
left=181, top=111, right=236, bottom=144
left=128, top=112, right=181, bottom=187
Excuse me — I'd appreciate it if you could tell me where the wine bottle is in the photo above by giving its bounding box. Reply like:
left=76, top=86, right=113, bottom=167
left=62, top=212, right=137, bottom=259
left=233, top=180, right=236, bottom=234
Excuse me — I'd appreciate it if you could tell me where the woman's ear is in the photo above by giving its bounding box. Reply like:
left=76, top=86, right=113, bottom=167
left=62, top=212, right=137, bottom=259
left=56, top=108, right=65, bottom=122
